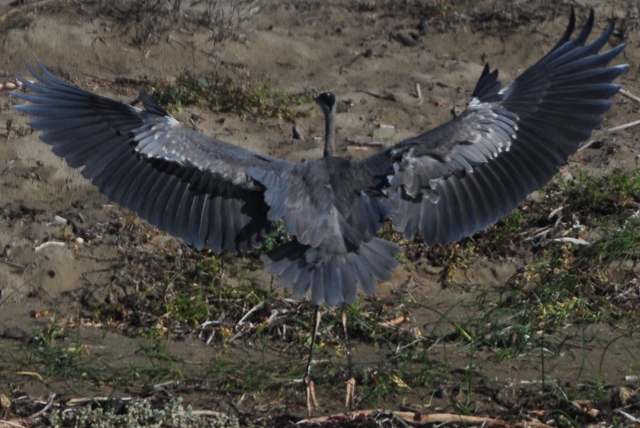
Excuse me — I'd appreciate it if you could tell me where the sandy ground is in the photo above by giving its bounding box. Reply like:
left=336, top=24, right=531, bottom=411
left=1, top=0, right=639, bottom=421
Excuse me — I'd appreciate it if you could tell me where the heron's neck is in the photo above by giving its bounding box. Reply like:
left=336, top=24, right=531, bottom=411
left=323, top=109, right=336, bottom=157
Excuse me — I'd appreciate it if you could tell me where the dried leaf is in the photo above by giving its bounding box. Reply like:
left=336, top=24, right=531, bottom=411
left=0, top=393, right=10, bottom=409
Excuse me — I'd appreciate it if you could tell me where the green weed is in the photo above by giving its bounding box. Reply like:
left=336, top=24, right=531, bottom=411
left=153, top=71, right=314, bottom=120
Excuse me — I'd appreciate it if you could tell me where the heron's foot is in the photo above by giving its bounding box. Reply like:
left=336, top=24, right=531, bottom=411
left=345, top=377, right=355, bottom=409
left=304, top=376, right=318, bottom=415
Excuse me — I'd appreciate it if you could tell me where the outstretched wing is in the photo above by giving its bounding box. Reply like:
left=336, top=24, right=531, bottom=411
left=12, top=61, right=294, bottom=252
left=362, top=8, right=628, bottom=246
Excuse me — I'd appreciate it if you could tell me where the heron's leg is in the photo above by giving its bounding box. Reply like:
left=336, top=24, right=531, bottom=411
left=303, top=304, right=321, bottom=415
left=342, top=304, right=355, bottom=409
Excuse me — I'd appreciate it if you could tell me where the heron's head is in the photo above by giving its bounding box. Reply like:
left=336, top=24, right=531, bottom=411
left=315, top=92, right=336, bottom=118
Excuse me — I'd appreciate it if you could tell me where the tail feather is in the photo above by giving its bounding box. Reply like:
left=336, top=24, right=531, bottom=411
left=262, top=238, right=401, bottom=306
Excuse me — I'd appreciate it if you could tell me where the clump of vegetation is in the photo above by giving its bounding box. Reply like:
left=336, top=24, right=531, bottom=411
left=153, top=71, right=314, bottom=120
left=80, top=0, right=244, bottom=47
left=352, top=0, right=561, bottom=32
left=263, top=221, right=290, bottom=252
left=48, top=398, right=239, bottom=428
left=558, top=168, right=640, bottom=217
left=452, top=167, right=640, bottom=358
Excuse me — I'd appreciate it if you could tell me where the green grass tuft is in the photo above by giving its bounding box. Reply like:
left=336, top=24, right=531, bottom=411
left=153, top=71, right=314, bottom=120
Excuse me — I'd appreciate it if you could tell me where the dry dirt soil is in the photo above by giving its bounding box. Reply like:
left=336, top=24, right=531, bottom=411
left=1, top=0, right=640, bottom=426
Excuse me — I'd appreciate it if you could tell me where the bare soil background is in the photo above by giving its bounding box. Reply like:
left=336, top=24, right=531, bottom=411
left=1, top=0, right=639, bottom=426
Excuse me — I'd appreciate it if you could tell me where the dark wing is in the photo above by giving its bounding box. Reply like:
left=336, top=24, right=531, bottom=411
left=12, top=60, right=294, bottom=253
left=362, top=8, right=628, bottom=246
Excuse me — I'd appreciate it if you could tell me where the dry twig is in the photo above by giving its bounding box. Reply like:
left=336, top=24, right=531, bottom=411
left=619, top=88, right=640, bottom=103
left=609, top=119, right=640, bottom=132
left=298, top=409, right=553, bottom=427
left=0, top=0, right=60, bottom=23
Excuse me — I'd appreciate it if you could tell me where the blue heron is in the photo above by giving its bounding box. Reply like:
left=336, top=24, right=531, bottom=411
left=11, top=8, right=627, bottom=412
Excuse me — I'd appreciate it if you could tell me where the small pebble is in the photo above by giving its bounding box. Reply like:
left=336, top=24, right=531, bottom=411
left=51, top=215, right=67, bottom=224
left=418, top=17, right=428, bottom=34
left=292, top=126, right=304, bottom=140
left=394, top=32, right=417, bottom=47
left=2, top=327, right=28, bottom=340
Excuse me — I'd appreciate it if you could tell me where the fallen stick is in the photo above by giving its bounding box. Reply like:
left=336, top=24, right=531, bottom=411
left=0, top=419, right=27, bottom=428
left=345, top=138, right=385, bottom=147
left=609, top=118, right=640, bottom=132
left=619, top=88, right=640, bottom=103
left=0, top=0, right=60, bottom=23
left=358, top=90, right=397, bottom=101
left=67, top=396, right=132, bottom=406
left=28, top=394, right=55, bottom=419
left=394, top=411, right=553, bottom=427
left=577, top=139, right=599, bottom=151
left=298, top=409, right=552, bottom=427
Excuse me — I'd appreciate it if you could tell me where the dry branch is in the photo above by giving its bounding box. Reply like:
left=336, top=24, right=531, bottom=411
left=609, top=119, right=640, bottom=132
left=0, top=0, right=60, bottom=23
left=619, top=88, right=640, bottom=104
left=298, top=409, right=553, bottom=427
